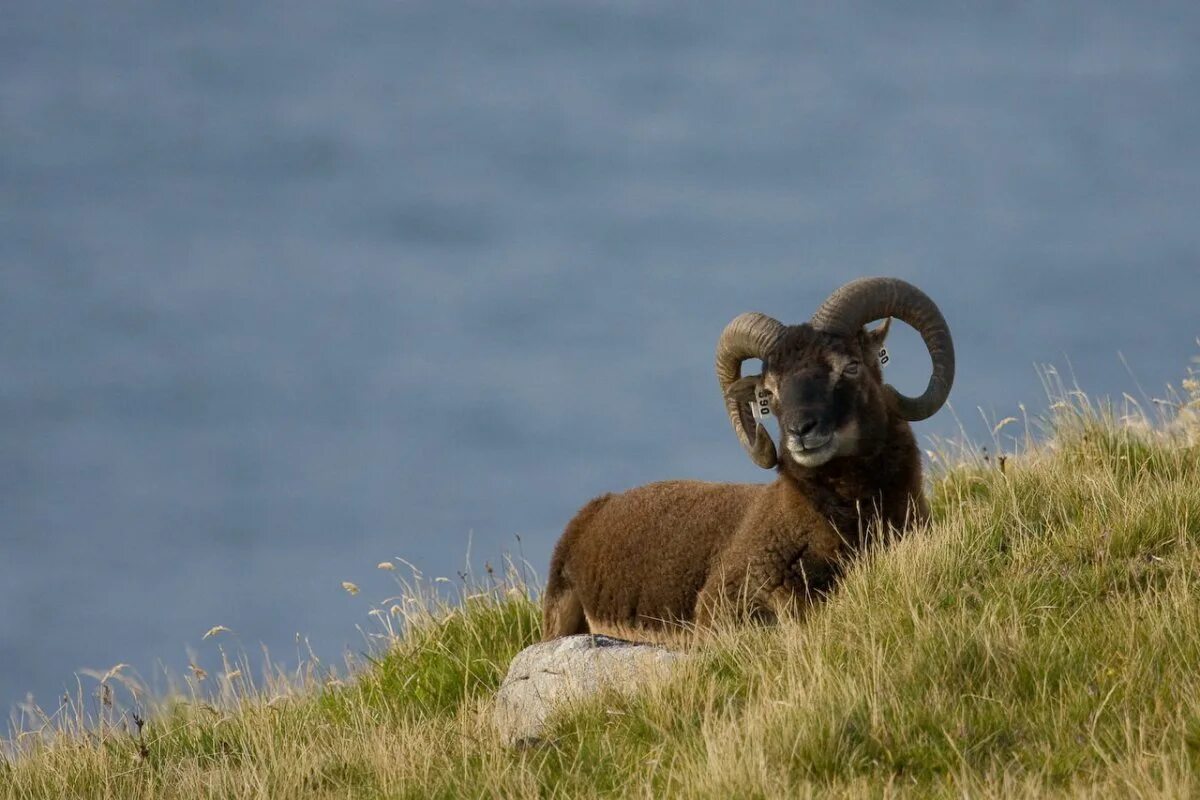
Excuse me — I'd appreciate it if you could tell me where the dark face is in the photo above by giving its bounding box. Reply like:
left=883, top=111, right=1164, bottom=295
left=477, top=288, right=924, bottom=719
left=757, top=323, right=891, bottom=469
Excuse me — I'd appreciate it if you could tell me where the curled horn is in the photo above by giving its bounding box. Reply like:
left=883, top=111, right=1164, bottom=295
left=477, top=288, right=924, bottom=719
left=716, top=312, right=786, bottom=468
left=809, top=277, right=955, bottom=421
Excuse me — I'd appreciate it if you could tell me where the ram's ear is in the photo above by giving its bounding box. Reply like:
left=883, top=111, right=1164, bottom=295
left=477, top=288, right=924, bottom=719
left=722, top=372, right=777, bottom=469
left=724, top=374, right=762, bottom=404
left=861, top=317, right=891, bottom=353
left=725, top=374, right=768, bottom=450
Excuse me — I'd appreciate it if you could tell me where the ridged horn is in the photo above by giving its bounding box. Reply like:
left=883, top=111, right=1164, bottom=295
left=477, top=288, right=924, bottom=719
left=716, top=312, right=786, bottom=468
left=809, top=277, right=954, bottom=421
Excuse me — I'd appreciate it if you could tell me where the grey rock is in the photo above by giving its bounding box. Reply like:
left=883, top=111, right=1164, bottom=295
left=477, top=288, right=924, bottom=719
left=492, top=634, right=683, bottom=746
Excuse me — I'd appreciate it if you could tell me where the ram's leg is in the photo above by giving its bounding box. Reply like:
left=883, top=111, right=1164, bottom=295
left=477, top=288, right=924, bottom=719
left=540, top=493, right=613, bottom=640
left=696, top=539, right=844, bottom=631
left=764, top=585, right=816, bottom=624
left=693, top=563, right=768, bottom=630
left=541, top=573, right=588, bottom=641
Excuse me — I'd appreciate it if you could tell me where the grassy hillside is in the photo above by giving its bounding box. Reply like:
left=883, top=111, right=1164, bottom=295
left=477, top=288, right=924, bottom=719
left=5, top=368, right=1200, bottom=799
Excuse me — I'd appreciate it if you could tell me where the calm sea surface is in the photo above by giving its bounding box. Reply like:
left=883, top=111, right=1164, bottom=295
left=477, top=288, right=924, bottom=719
left=2, top=2, right=1198, bottom=711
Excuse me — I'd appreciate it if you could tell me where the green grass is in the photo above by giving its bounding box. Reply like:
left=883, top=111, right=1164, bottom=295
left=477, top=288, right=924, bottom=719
left=4, top=366, right=1200, bottom=798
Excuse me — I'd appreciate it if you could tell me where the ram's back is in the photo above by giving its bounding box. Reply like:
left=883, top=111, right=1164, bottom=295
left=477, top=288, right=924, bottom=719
left=553, top=480, right=765, bottom=632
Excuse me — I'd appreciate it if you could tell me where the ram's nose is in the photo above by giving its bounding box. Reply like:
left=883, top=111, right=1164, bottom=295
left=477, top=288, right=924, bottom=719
left=787, top=420, right=832, bottom=451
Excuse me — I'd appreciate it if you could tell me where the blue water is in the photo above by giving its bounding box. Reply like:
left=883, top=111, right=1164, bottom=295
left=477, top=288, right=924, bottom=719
left=2, top=2, right=1198, bottom=713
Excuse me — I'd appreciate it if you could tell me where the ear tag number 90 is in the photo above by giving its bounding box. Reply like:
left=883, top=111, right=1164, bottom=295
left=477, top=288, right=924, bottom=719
left=878, top=347, right=890, bottom=366
left=751, top=388, right=771, bottom=423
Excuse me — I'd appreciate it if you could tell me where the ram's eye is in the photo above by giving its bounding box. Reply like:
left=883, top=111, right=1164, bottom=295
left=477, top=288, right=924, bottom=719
left=843, top=361, right=861, bottom=377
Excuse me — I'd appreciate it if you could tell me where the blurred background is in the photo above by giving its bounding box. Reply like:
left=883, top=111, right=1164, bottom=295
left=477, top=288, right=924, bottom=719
left=2, top=1, right=1197, bottom=712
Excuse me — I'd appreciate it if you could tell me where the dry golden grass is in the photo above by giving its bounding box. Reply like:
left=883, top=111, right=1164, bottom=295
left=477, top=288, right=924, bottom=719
left=4, top=354, right=1200, bottom=798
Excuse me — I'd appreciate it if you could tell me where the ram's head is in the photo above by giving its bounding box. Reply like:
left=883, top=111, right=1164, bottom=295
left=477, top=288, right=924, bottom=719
left=717, top=277, right=955, bottom=469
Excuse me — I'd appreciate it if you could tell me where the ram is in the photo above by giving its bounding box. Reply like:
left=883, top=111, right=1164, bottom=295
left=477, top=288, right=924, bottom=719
left=541, top=277, right=954, bottom=641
